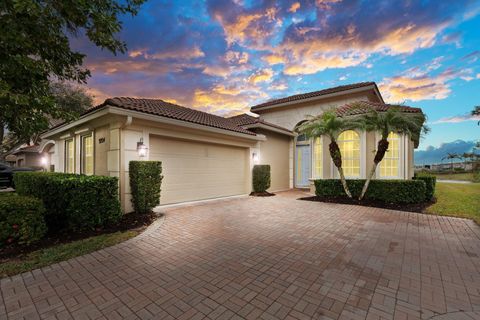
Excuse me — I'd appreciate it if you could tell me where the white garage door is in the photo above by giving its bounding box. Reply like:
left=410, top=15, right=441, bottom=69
left=149, top=135, right=249, bottom=205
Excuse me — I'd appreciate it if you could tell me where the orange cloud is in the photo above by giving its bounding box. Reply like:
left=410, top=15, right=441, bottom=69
left=269, top=82, right=288, bottom=91
left=288, top=2, right=301, bottom=13
left=225, top=50, right=249, bottom=64
left=128, top=46, right=205, bottom=60
left=283, top=52, right=368, bottom=75
left=248, top=68, right=274, bottom=84
left=263, top=54, right=285, bottom=65
left=380, top=68, right=470, bottom=102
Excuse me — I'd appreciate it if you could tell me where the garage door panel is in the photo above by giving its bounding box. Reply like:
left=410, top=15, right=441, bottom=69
left=149, top=135, right=248, bottom=204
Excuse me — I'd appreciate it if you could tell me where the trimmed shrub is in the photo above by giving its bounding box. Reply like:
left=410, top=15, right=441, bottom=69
left=0, top=194, right=47, bottom=246
left=129, top=161, right=163, bottom=214
left=252, top=165, right=271, bottom=193
left=413, top=173, right=436, bottom=201
left=14, top=172, right=121, bottom=231
left=314, top=179, right=426, bottom=204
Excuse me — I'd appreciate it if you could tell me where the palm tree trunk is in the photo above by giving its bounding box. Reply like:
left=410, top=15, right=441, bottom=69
left=359, top=165, right=377, bottom=200
left=329, top=140, right=352, bottom=198
left=359, top=138, right=389, bottom=200
left=337, top=167, right=352, bottom=198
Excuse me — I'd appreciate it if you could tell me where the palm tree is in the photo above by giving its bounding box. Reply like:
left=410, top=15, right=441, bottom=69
left=358, top=106, right=427, bottom=200
left=442, top=153, right=461, bottom=171
left=297, top=110, right=364, bottom=198
left=472, top=106, right=480, bottom=125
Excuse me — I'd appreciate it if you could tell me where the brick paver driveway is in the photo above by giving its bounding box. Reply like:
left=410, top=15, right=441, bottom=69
left=2, top=190, right=480, bottom=320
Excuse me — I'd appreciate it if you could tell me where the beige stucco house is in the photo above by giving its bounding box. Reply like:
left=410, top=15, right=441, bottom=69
left=41, top=82, right=422, bottom=212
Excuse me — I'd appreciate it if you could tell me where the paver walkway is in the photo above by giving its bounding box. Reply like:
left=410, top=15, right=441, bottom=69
left=1, top=190, right=480, bottom=320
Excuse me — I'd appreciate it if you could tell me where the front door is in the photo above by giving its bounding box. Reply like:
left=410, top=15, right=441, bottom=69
left=295, top=145, right=311, bottom=187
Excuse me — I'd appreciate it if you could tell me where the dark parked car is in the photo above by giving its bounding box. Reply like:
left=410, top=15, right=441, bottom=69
left=0, top=163, right=37, bottom=188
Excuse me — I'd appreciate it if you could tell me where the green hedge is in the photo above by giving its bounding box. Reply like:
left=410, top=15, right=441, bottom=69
left=129, top=161, right=163, bottom=214
left=14, top=172, right=121, bottom=231
left=252, top=165, right=271, bottom=193
left=0, top=194, right=47, bottom=246
left=314, top=179, right=426, bottom=204
left=413, top=173, right=436, bottom=201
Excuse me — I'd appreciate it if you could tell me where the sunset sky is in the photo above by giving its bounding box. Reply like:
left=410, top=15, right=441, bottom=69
left=73, top=0, right=480, bottom=150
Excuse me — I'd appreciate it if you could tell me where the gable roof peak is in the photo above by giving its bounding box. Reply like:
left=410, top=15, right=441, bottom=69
left=250, top=82, right=381, bottom=111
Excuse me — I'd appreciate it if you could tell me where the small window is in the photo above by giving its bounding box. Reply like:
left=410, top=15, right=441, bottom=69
left=65, top=139, right=75, bottom=173
left=81, top=134, right=94, bottom=175
left=379, top=132, right=400, bottom=178
left=338, top=130, right=360, bottom=178
left=313, top=137, right=322, bottom=178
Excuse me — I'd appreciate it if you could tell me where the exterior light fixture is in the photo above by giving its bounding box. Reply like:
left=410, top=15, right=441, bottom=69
left=137, top=138, right=148, bottom=157
left=252, top=152, right=259, bottom=164
left=40, top=156, right=48, bottom=166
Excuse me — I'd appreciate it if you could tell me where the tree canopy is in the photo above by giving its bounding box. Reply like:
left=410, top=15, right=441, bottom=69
left=0, top=0, right=145, bottom=143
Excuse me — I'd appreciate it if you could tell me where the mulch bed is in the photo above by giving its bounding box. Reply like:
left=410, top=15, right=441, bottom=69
left=250, top=191, right=276, bottom=197
left=299, top=196, right=435, bottom=213
left=0, top=211, right=157, bottom=260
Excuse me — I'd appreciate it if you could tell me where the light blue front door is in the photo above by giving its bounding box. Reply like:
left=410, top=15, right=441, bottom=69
left=295, top=145, right=311, bottom=187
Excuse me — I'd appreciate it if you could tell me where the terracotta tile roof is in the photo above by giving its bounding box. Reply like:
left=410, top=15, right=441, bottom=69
left=228, top=114, right=293, bottom=134
left=12, top=144, right=40, bottom=154
left=228, top=114, right=260, bottom=126
left=86, top=97, right=256, bottom=136
left=335, top=101, right=422, bottom=116
left=251, top=82, right=378, bottom=111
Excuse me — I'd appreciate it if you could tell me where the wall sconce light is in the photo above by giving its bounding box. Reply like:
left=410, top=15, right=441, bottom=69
left=137, top=138, right=148, bottom=157
left=252, top=152, right=260, bottom=164
left=40, top=156, right=48, bottom=166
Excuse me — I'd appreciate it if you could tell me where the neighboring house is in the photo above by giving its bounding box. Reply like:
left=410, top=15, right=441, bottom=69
left=3, top=119, right=62, bottom=170
left=41, top=82, right=423, bottom=212
left=4, top=141, right=56, bottom=170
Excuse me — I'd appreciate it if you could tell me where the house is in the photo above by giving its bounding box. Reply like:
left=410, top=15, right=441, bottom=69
left=41, top=82, right=423, bottom=212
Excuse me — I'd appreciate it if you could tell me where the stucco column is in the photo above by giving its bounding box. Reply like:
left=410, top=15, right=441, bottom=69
left=289, top=139, right=294, bottom=188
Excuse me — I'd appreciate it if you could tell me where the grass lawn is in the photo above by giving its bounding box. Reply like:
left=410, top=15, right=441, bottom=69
left=0, top=230, right=138, bottom=278
left=425, top=182, right=480, bottom=224
left=433, top=172, right=477, bottom=182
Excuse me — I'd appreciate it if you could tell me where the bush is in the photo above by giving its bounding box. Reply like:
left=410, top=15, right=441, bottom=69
left=314, top=179, right=426, bottom=204
left=414, top=173, right=436, bottom=201
left=14, top=172, right=121, bottom=232
left=129, top=161, right=163, bottom=214
left=252, top=165, right=271, bottom=193
left=0, top=194, right=47, bottom=246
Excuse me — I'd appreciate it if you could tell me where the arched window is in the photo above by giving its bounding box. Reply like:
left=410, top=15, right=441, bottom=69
left=338, top=130, right=360, bottom=177
left=313, top=137, right=322, bottom=178
left=380, top=132, right=400, bottom=178
left=296, top=133, right=308, bottom=142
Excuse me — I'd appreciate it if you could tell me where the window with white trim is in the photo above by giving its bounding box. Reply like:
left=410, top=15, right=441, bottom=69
left=338, top=130, right=360, bottom=177
left=313, top=137, right=322, bottom=178
left=81, top=134, right=94, bottom=175
left=65, top=139, right=75, bottom=173
left=379, top=132, right=400, bottom=178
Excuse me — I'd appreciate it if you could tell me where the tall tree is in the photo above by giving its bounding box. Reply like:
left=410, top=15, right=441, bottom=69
left=472, top=106, right=480, bottom=125
left=297, top=111, right=364, bottom=198
left=358, top=107, right=427, bottom=200
left=1, top=81, right=94, bottom=156
left=0, top=0, right=144, bottom=150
